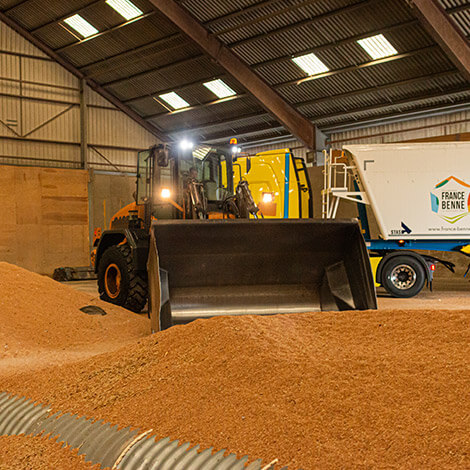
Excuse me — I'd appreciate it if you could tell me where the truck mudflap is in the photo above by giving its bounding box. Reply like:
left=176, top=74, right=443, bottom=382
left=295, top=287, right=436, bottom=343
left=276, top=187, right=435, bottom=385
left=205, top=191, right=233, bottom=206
left=148, top=219, right=377, bottom=332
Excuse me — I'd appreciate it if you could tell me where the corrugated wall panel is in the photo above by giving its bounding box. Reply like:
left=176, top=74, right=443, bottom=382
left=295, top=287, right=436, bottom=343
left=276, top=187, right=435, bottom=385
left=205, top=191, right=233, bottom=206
left=0, top=21, right=49, bottom=58
left=329, top=110, right=470, bottom=146
left=0, top=18, right=164, bottom=173
left=0, top=95, right=20, bottom=135
left=0, top=52, right=19, bottom=80
left=246, top=111, right=470, bottom=157
left=87, top=147, right=140, bottom=171
left=0, top=138, right=80, bottom=165
left=87, top=88, right=116, bottom=109
left=22, top=56, right=79, bottom=89
left=24, top=104, right=80, bottom=142
left=246, top=138, right=308, bottom=160
left=88, top=106, right=158, bottom=149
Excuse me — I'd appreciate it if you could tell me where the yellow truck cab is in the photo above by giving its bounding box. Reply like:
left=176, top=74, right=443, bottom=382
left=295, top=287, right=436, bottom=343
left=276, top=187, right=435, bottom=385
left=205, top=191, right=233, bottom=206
left=231, top=149, right=313, bottom=219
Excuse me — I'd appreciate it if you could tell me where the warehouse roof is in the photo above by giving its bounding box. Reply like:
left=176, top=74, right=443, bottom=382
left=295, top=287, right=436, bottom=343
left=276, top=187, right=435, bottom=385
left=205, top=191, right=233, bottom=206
left=1, top=0, right=469, bottom=146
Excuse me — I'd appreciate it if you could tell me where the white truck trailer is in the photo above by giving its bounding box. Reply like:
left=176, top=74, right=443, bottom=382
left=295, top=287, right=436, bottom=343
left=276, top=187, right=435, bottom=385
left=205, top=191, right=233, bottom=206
left=323, top=142, right=470, bottom=297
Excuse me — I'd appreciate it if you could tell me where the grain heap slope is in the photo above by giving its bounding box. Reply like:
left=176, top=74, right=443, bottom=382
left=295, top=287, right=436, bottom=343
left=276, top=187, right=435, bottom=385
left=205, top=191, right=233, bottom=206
left=0, top=262, right=148, bottom=373
left=3, top=311, right=469, bottom=469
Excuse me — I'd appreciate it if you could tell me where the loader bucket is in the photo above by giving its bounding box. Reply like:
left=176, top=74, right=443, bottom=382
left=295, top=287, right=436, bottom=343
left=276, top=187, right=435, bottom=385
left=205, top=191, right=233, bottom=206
left=148, top=219, right=377, bottom=332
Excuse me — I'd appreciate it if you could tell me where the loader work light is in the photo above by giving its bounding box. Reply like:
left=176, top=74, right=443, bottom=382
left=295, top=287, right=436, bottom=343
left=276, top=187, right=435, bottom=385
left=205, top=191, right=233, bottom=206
left=262, top=192, right=274, bottom=203
left=179, top=140, right=194, bottom=150
left=161, top=188, right=171, bottom=199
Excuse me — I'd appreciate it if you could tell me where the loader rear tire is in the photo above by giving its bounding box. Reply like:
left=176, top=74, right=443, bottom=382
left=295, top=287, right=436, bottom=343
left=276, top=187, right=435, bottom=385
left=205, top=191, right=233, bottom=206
left=381, top=256, right=425, bottom=298
left=98, top=244, right=147, bottom=313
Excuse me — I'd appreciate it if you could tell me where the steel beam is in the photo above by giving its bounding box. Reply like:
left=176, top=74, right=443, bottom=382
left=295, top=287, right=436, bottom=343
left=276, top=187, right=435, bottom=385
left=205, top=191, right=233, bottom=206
left=411, top=0, right=470, bottom=82
left=148, top=0, right=317, bottom=149
left=150, top=0, right=316, bottom=149
left=79, top=79, right=88, bottom=170
left=0, top=11, right=168, bottom=142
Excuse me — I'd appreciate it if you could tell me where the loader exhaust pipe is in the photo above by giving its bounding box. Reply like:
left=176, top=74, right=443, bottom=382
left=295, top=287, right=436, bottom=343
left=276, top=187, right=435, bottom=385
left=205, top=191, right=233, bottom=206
left=148, top=219, right=376, bottom=332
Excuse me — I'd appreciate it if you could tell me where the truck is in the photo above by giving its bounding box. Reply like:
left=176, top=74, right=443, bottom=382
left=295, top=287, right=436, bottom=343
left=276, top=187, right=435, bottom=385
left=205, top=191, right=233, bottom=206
left=322, top=142, right=470, bottom=297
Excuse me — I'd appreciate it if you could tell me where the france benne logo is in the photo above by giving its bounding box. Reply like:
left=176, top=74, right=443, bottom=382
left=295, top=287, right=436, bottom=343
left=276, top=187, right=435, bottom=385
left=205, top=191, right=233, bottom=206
left=430, top=176, right=470, bottom=224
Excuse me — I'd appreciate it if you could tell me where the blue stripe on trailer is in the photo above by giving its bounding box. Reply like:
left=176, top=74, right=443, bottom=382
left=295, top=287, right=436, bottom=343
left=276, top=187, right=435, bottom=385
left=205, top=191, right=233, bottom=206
left=367, top=239, right=470, bottom=252
left=283, top=153, right=290, bottom=218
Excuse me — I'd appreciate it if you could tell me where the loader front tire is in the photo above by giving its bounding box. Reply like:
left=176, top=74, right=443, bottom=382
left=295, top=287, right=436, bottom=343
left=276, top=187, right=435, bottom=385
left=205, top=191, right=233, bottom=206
left=381, top=256, right=425, bottom=298
left=98, top=244, right=147, bottom=313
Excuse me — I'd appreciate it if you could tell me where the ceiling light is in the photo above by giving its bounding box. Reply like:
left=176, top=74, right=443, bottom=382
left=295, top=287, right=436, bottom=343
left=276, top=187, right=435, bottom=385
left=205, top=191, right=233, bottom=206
left=292, top=53, right=329, bottom=76
left=64, top=14, right=98, bottom=38
left=159, top=92, right=190, bottom=110
left=203, top=79, right=236, bottom=98
left=193, top=146, right=211, bottom=160
left=106, top=0, right=143, bottom=20
left=357, top=34, right=398, bottom=59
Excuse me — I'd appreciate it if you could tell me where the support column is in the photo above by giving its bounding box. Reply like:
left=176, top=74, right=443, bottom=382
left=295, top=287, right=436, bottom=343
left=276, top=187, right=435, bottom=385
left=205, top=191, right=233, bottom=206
left=79, top=79, right=88, bottom=170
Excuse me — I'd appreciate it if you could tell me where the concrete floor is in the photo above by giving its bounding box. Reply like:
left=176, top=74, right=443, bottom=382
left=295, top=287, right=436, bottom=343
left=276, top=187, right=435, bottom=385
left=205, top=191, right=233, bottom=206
left=66, top=278, right=470, bottom=310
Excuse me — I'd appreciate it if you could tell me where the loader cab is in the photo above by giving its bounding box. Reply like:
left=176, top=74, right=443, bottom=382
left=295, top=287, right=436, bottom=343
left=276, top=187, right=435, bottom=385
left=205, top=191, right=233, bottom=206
left=136, top=144, right=235, bottom=219
left=136, top=144, right=175, bottom=220
left=179, top=145, right=234, bottom=212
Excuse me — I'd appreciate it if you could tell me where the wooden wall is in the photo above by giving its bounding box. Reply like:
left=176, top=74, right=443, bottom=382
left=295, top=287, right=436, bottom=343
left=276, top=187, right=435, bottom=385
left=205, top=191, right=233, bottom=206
left=0, top=166, right=89, bottom=274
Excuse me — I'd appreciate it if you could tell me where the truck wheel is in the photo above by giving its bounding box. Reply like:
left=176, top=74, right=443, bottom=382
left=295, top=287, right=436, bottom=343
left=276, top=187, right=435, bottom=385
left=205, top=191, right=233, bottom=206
left=98, top=244, right=148, bottom=312
left=381, top=256, right=426, bottom=298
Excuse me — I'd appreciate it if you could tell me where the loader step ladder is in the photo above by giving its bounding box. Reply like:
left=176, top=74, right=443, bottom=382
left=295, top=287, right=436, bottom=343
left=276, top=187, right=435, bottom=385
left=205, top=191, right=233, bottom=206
left=322, top=149, right=369, bottom=219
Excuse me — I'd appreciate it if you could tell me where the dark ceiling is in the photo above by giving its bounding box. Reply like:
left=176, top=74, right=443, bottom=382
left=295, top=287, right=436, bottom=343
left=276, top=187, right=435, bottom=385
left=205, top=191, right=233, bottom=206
left=1, top=0, right=469, bottom=145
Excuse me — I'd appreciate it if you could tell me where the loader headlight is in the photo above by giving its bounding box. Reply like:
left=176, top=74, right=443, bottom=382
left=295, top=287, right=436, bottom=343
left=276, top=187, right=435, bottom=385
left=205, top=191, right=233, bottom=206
left=262, top=192, right=274, bottom=204
left=179, top=140, right=194, bottom=150
left=161, top=188, right=171, bottom=199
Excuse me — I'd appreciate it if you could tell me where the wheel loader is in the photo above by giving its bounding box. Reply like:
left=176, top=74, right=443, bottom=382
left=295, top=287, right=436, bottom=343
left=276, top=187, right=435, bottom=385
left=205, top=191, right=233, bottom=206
left=93, top=143, right=376, bottom=331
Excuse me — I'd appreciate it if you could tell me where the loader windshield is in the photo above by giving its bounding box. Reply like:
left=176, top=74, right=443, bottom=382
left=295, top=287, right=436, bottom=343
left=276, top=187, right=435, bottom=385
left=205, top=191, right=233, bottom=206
left=178, top=145, right=233, bottom=204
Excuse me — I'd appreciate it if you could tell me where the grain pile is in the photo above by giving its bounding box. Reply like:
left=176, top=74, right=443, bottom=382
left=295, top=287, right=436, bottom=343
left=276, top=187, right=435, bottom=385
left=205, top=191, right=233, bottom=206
left=0, top=435, right=103, bottom=470
left=3, top=310, right=469, bottom=469
left=0, top=262, right=148, bottom=374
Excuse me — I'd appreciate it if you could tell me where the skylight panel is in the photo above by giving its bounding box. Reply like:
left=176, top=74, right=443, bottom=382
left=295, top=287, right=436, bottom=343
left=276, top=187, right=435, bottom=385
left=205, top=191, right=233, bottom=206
left=357, top=34, right=398, bottom=59
left=159, top=92, right=190, bottom=110
left=106, top=0, right=143, bottom=20
left=292, top=52, right=329, bottom=76
left=203, top=79, right=236, bottom=98
left=64, top=14, right=98, bottom=38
